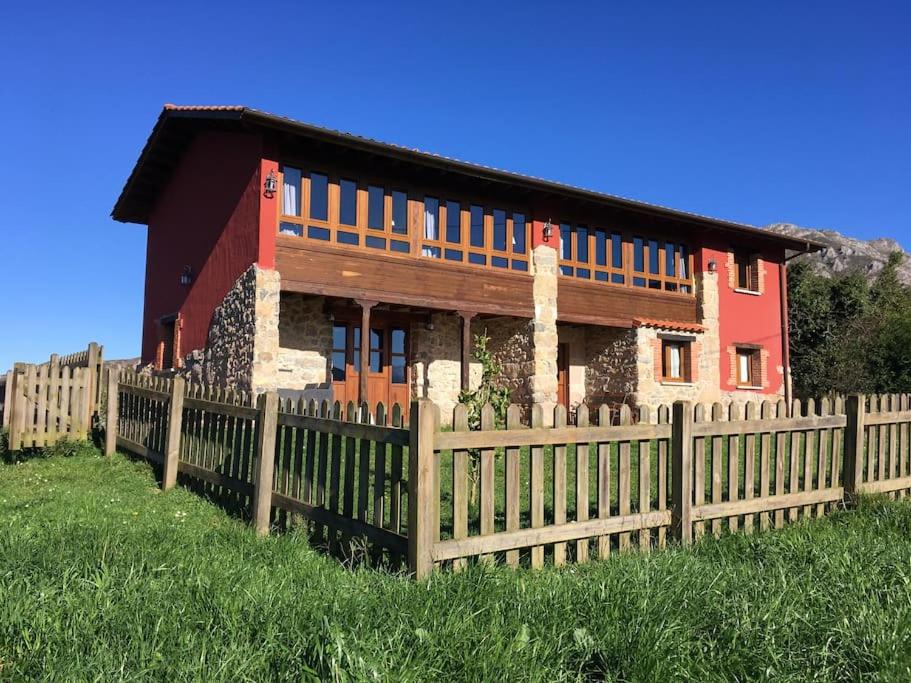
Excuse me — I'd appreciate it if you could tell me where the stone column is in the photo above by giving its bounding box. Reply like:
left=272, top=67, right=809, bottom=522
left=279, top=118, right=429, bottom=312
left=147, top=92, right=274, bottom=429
left=695, top=268, right=721, bottom=403
left=250, top=266, right=281, bottom=393
left=530, top=244, right=559, bottom=426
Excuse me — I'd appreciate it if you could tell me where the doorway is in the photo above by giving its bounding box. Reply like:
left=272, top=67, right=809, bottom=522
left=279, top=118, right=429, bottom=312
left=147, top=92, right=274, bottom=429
left=557, top=343, right=570, bottom=411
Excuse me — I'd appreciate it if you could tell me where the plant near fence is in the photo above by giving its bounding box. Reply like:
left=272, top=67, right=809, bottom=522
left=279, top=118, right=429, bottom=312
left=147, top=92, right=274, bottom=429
left=106, top=368, right=911, bottom=579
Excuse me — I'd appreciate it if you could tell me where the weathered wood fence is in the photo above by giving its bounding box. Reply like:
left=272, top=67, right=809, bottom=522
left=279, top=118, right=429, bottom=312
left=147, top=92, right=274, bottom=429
left=3, top=343, right=103, bottom=450
left=106, top=369, right=911, bottom=577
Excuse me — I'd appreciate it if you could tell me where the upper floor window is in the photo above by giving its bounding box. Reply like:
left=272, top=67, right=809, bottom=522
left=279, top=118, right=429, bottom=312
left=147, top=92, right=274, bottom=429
left=560, top=225, right=692, bottom=294
left=734, top=250, right=760, bottom=292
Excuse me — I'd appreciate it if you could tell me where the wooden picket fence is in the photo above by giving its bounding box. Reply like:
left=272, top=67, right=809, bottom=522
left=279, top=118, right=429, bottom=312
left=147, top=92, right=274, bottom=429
left=2, top=343, right=104, bottom=450
left=104, top=367, right=911, bottom=577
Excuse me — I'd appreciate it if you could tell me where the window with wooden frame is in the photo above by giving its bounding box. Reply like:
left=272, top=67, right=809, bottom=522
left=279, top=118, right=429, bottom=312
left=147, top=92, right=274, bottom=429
left=278, top=165, right=411, bottom=255
left=560, top=224, right=692, bottom=294
left=661, top=339, right=692, bottom=383
left=736, top=346, right=762, bottom=387
left=734, top=250, right=760, bottom=292
left=421, top=199, right=529, bottom=272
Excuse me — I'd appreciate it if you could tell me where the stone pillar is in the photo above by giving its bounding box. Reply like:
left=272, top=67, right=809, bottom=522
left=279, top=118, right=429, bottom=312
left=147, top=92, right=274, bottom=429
left=695, top=268, right=721, bottom=403
left=530, top=244, right=559, bottom=426
left=250, top=267, right=281, bottom=393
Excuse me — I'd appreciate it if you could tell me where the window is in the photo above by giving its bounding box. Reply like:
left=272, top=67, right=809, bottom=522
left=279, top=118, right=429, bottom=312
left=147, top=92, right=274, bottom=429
left=331, top=324, right=347, bottom=381
left=159, top=318, right=176, bottom=370
left=369, top=329, right=384, bottom=373
left=309, top=172, right=329, bottom=221
left=282, top=166, right=301, bottom=216
left=736, top=347, right=762, bottom=387
left=367, top=185, right=384, bottom=230
left=661, top=339, right=691, bottom=383
left=422, top=197, right=440, bottom=257
left=734, top=251, right=759, bottom=292
left=391, top=328, right=407, bottom=384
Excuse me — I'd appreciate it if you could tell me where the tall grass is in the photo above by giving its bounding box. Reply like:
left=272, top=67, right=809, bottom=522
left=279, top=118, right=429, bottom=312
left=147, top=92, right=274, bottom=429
left=1, top=448, right=910, bottom=681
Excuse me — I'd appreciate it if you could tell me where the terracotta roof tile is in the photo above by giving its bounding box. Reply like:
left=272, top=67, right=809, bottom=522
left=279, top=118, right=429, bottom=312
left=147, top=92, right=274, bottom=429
left=633, top=318, right=705, bottom=333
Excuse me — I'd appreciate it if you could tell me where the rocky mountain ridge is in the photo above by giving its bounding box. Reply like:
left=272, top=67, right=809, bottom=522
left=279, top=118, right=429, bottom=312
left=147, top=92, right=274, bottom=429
left=765, top=223, right=911, bottom=284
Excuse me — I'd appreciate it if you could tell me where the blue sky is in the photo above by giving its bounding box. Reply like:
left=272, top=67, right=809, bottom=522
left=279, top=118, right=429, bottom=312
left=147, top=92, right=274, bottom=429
left=0, top=1, right=908, bottom=368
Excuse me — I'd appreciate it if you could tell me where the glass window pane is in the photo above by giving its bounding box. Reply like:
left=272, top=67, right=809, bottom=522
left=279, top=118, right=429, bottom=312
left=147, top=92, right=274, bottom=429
left=492, top=256, right=508, bottom=268
left=370, top=351, right=382, bottom=373
left=370, top=329, right=383, bottom=351
left=739, top=353, right=750, bottom=384
left=468, top=253, right=486, bottom=265
left=595, top=229, right=607, bottom=266
left=309, top=172, right=328, bottom=221
left=368, top=185, right=384, bottom=230
left=445, top=248, right=463, bottom=261
left=424, top=197, right=439, bottom=241
left=679, top=244, right=689, bottom=279
left=332, top=324, right=347, bottom=350
left=561, top=265, right=573, bottom=276
left=366, top=235, right=386, bottom=250
left=331, top=351, right=346, bottom=381
left=649, top=239, right=660, bottom=274
left=577, top=226, right=589, bottom=263
left=470, top=205, right=484, bottom=247
left=666, top=241, right=676, bottom=277
left=353, top=327, right=361, bottom=371
left=493, top=209, right=507, bottom=251
left=391, top=240, right=409, bottom=253
left=612, top=273, right=625, bottom=284
left=513, top=213, right=526, bottom=254
left=670, top=345, right=681, bottom=378
left=391, top=328, right=405, bottom=354
left=391, top=356, right=406, bottom=384
left=577, top=268, right=590, bottom=279
left=392, top=191, right=408, bottom=234
left=422, top=245, right=441, bottom=258
left=634, top=237, right=645, bottom=272
left=282, top=166, right=301, bottom=216
left=308, top=226, right=329, bottom=241
left=512, top=259, right=528, bottom=272
left=279, top=221, right=302, bottom=237
left=337, top=230, right=358, bottom=245
left=340, top=179, right=357, bottom=226
left=612, top=233, right=623, bottom=269
left=560, top=223, right=572, bottom=260
left=446, top=201, right=461, bottom=243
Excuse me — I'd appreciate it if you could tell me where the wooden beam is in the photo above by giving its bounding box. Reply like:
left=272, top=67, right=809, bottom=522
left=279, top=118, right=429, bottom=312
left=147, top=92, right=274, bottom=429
left=355, top=299, right=377, bottom=404
left=458, top=311, right=477, bottom=392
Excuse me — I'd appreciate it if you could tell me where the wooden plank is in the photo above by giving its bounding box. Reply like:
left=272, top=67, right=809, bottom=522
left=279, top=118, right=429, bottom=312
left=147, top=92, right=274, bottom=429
left=692, top=487, right=845, bottom=521
left=432, top=510, right=672, bottom=563
left=451, top=404, right=469, bottom=571
left=656, top=405, right=669, bottom=549
left=858, top=475, right=911, bottom=495
left=843, top=395, right=866, bottom=503
left=121, top=383, right=170, bottom=402
left=530, top=404, right=545, bottom=568
left=343, top=402, right=357, bottom=524
left=435, top=422, right=671, bottom=451
left=162, top=377, right=186, bottom=491
left=689, top=414, right=846, bottom=437
left=900, top=396, right=909, bottom=498
left=742, top=402, right=757, bottom=533
left=693, top=404, right=706, bottom=540
left=327, top=402, right=343, bottom=550
left=389, top=404, right=404, bottom=536
left=815, top=399, right=830, bottom=517
left=372, top=403, right=387, bottom=530
left=408, top=399, right=438, bottom=578
left=303, top=400, right=318, bottom=504
left=597, top=405, right=612, bottom=558
left=726, top=403, right=741, bottom=534
left=759, top=401, right=773, bottom=530
left=479, top=404, right=496, bottom=563
left=252, top=392, right=279, bottom=536
left=802, top=399, right=816, bottom=518
left=504, top=405, right=522, bottom=568
left=710, top=403, right=724, bottom=537
left=116, top=435, right=164, bottom=464
left=865, top=410, right=911, bottom=426
left=787, top=400, right=802, bottom=522
left=35, top=364, right=48, bottom=448
left=576, top=404, right=591, bottom=562
left=357, top=403, right=371, bottom=524
left=618, top=405, right=632, bottom=552
left=866, top=396, right=877, bottom=483
left=104, top=371, right=119, bottom=456
left=178, top=460, right=254, bottom=496
left=273, top=491, right=408, bottom=556
left=774, top=399, right=787, bottom=528
left=552, top=405, right=568, bottom=566
left=637, top=406, right=651, bottom=552
left=671, top=402, right=694, bottom=545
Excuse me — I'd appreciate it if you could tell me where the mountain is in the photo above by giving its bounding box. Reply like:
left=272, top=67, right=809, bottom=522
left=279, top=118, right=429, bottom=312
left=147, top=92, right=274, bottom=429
left=765, top=223, right=911, bottom=285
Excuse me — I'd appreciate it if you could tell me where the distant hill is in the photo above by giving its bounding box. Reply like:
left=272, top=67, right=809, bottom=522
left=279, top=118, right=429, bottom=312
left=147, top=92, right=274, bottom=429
left=766, top=223, right=911, bottom=285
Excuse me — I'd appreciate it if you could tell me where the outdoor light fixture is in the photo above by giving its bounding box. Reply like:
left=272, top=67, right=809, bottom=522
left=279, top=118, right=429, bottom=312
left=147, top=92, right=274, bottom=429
left=179, top=265, right=194, bottom=287
left=708, top=260, right=718, bottom=273
left=542, top=219, right=553, bottom=241
left=263, top=170, right=278, bottom=198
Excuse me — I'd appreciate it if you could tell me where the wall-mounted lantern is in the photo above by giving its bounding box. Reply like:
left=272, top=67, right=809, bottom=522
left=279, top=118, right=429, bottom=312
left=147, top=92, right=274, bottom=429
left=179, top=265, right=194, bottom=287
left=542, top=219, right=553, bottom=242
left=263, top=170, right=278, bottom=198
left=708, top=260, right=718, bottom=273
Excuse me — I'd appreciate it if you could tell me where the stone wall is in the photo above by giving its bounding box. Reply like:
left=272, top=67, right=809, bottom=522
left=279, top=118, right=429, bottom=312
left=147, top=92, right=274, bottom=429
left=180, top=264, right=279, bottom=393
left=530, top=245, right=559, bottom=424
left=583, top=326, right=638, bottom=408
left=275, top=293, right=333, bottom=401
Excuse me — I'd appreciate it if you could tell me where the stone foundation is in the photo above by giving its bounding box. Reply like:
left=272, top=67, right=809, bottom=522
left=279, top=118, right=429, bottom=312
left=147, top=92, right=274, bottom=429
left=276, top=293, right=333, bottom=402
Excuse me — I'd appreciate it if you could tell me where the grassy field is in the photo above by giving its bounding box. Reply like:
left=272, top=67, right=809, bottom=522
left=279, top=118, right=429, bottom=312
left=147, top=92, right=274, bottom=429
left=2, top=445, right=911, bottom=681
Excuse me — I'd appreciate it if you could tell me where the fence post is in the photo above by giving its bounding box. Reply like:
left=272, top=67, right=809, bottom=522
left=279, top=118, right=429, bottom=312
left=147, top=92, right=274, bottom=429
left=162, top=377, right=186, bottom=490
left=843, top=394, right=866, bottom=504
left=671, top=401, right=694, bottom=545
left=252, top=391, right=279, bottom=536
left=8, top=370, right=23, bottom=451
left=86, top=342, right=100, bottom=415
left=408, top=398, right=438, bottom=579
left=2, top=370, right=12, bottom=429
left=104, top=370, right=119, bottom=457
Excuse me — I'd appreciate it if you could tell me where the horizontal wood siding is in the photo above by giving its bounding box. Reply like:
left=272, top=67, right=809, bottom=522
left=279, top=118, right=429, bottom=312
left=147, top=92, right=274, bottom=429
left=558, top=278, right=699, bottom=326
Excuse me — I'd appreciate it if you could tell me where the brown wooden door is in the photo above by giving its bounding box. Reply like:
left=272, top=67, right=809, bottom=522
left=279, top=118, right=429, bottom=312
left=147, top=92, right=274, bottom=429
left=332, top=322, right=410, bottom=419
left=557, top=343, right=569, bottom=410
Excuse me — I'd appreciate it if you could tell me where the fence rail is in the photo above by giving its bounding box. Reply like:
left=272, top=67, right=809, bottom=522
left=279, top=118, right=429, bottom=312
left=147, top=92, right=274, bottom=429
left=102, top=377, right=911, bottom=578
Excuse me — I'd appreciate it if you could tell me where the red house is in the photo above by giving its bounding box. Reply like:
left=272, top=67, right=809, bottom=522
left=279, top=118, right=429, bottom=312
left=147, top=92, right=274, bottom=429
left=113, top=105, right=821, bottom=424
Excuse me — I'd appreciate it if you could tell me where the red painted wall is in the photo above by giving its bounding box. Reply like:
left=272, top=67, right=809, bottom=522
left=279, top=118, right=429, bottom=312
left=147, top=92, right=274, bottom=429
left=697, top=243, right=787, bottom=395
left=140, top=131, right=264, bottom=364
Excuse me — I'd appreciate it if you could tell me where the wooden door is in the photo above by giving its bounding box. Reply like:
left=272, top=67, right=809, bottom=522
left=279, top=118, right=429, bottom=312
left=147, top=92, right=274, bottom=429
left=557, top=343, right=569, bottom=410
left=331, top=322, right=410, bottom=418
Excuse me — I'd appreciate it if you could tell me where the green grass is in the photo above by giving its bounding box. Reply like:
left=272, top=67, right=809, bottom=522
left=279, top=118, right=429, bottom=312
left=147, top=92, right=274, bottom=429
left=2, top=447, right=911, bottom=681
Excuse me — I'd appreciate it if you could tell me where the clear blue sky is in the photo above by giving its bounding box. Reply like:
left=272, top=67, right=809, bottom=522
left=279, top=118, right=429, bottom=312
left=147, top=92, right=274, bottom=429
left=1, top=1, right=908, bottom=369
